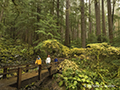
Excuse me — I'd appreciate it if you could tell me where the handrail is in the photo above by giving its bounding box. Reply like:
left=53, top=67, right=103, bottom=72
left=0, top=58, right=64, bottom=89
left=0, top=64, right=30, bottom=69
left=0, top=63, right=54, bottom=77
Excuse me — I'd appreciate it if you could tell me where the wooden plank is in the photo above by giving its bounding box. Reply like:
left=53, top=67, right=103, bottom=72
left=48, top=66, right=52, bottom=76
left=38, top=65, right=41, bottom=80
left=3, top=67, right=7, bottom=79
left=0, top=64, right=30, bottom=69
left=17, top=67, right=22, bottom=89
left=0, top=70, right=18, bottom=76
left=26, top=65, right=29, bottom=72
left=23, top=65, right=37, bottom=70
left=8, top=68, right=18, bottom=72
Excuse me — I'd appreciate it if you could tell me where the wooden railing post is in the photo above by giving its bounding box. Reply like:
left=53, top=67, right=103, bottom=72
left=48, top=66, right=52, bottom=76
left=3, top=67, right=7, bottom=79
left=38, top=65, right=41, bottom=80
left=17, top=67, right=22, bottom=89
left=26, top=65, right=29, bottom=72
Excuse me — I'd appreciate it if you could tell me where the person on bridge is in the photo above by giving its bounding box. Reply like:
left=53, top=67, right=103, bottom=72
left=54, top=57, right=58, bottom=65
left=35, top=55, right=42, bottom=70
left=46, top=55, right=51, bottom=68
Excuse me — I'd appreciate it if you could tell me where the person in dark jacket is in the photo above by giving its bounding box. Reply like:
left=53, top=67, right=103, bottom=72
left=54, top=57, right=58, bottom=65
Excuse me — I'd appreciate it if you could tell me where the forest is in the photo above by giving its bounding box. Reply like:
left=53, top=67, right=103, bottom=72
left=0, top=0, right=120, bottom=90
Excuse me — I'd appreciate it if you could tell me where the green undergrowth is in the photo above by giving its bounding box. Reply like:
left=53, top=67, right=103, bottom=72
left=0, top=38, right=34, bottom=67
left=35, top=39, right=120, bottom=59
left=34, top=40, right=120, bottom=90
left=54, top=58, right=120, bottom=90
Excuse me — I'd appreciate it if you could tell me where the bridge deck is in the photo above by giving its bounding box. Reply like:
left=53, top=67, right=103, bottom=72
left=0, top=58, right=64, bottom=90
left=0, top=68, right=56, bottom=90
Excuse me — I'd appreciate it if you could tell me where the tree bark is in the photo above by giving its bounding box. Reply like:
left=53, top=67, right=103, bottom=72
left=112, top=0, right=116, bottom=24
left=57, top=0, right=59, bottom=27
left=118, top=19, right=120, bottom=31
left=89, top=0, right=92, bottom=35
left=78, top=23, right=81, bottom=39
left=94, top=0, right=101, bottom=36
left=107, top=0, right=113, bottom=43
left=81, top=0, right=86, bottom=48
left=0, top=9, right=4, bottom=22
left=102, top=0, right=106, bottom=35
left=65, top=0, right=70, bottom=47
left=36, top=2, right=41, bottom=40
left=56, top=0, right=60, bottom=34
left=60, top=2, right=64, bottom=43
left=85, top=0, right=87, bottom=39
left=50, top=0, right=54, bottom=15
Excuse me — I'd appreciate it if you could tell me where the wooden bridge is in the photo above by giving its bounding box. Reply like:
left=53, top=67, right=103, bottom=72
left=0, top=58, right=64, bottom=90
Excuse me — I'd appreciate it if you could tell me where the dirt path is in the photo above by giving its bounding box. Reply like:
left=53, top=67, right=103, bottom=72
left=32, top=74, right=66, bottom=90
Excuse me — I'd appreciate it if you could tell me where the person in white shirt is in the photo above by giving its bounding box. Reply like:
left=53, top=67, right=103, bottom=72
left=46, top=55, right=51, bottom=67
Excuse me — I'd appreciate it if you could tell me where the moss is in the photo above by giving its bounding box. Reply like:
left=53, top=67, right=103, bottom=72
left=0, top=39, right=34, bottom=66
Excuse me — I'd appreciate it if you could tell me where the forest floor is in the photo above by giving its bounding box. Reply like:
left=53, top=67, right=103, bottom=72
left=33, top=75, right=66, bottom=90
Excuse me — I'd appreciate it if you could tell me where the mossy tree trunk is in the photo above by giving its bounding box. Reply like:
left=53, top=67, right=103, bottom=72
left=65, top=0, right=70, bottom=47
left=107, top=0, right=113, bottom=43
left=81, top=0, right=86, bottom=48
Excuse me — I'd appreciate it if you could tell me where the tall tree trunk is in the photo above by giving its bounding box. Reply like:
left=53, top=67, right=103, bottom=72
left=89, top=0, right=92, bottom=35
left=25, top=29, right=28, bottom=43
left=107, top=0, right=113, bottom=43
left=65, top=0, right=70, bottom=46
left=36, top=2, right=41, bottom=40
left=118, top=19, right=120, bottom=31
left=73, top=28, right=75, bottom=40
left=85, top=0, right=87, bottom=39
left=60, top=2, right=64, bottom=43
left=77, top=23, right=79, bottom=38
left=56, top=0, right=60, bottom=34
left=78, top=22, right=81, bottom=39
left=81, top=0, right=86, bottom=48
left=51, top=0, right=54, bottom=15
left=102, top=0, right=106, bottom=35
left=57, top=0, right=59, bottom=26
left=112, top=0, right=116, bottom=24
left=0, top=9, right=3, bottom=22
left=94, top=0, right=101, bottom=36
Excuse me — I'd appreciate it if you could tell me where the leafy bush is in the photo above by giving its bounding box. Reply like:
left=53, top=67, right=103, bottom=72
left=0, top=38, right=34, bottom=66
left=54, top=59, right=115, bottom=90
left=86, top=43, right=120, bottom=60
left=35, top=39, right=120, bottom=61
left=70, top=38, right=81, bottom=48
left=70, top=48, right=86, bottom=58
left=34, top=39, right=70, bottom=58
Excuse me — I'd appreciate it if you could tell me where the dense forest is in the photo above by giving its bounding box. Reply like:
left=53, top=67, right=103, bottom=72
left=0, top=0, right=120, bottom=90
left=0, top=0, right=120, bottom=48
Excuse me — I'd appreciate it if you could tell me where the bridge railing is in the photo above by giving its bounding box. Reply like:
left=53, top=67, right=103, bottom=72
left=0, top=58, right=64, bottom=89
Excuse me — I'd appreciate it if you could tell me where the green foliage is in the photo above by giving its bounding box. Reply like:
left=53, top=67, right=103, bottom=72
left=0, top=38, right=34, bottom=66
left=87, top=33, right=97, bottom=44
left=35, top=14, right=60, bottom=41
left=34, top=39, right=120, bottom=62
left=86, top=43, right=120, bottom=61
left=24, top=82, right=35, bottom=90
left=34, top=39, right=70, bottom=58
left=55, top=59, right=115, bottom=90
left=113, top=30, right=120, bottom=47
left=54, top=57, right=119, bottom=89
left=70, top=48, right=86, bottom=57
left=70, top=38, right=81, bottom=48
left=53, top=42, right=120, bottom=89
left=87, top=34, right=109, bottom=44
